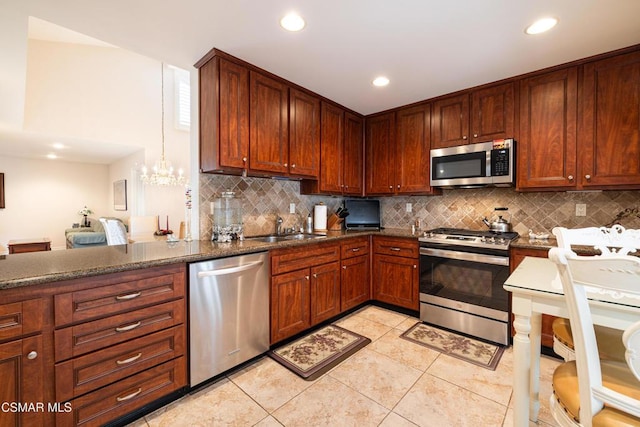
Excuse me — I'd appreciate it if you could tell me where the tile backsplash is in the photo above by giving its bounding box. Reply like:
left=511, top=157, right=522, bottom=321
left=199, top=173, right=640, bottom=240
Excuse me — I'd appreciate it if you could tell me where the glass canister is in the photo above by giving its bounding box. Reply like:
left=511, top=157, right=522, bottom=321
left=211, top=190, right=243, bottom=242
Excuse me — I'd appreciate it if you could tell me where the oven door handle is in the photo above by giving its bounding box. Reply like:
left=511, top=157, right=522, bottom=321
left=419, top=247, right=509, bottom=266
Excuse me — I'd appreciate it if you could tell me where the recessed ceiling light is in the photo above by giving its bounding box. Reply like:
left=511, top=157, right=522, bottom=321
left=46, top=153, right=58, bottom=159
left=280, top=13, right=305, bottom=32
left=52, top=143, right=65, bottom=150
left=372, top=76, right=390, bottom=87
left=525, top=17, right=558, bottom=35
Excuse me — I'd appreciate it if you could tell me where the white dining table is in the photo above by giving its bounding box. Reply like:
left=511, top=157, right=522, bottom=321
left=504, top=256, right=640, bottom=426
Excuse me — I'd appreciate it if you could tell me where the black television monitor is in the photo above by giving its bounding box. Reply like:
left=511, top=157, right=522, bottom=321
left=344, top=199, right=380, bottom=230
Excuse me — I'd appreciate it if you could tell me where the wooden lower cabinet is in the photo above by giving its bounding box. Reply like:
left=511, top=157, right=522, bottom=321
left=510, top=247, right=556, bottom=348
left=56, top=358, right=186, bottom=427
left=310, top=262, right=341, bottom=325
left=372, top=237, right=419, bottom=310
left=341, top=255, right=370, bottom=311
left=271, top=269, right=312, bottom=343
left=0, top=335, right=45, bottom=427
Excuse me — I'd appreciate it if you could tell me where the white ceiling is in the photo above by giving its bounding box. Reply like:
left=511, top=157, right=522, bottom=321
left=10, top=0, right=640, bottom=116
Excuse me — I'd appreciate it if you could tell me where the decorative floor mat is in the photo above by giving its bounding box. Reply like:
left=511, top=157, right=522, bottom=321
left=269, top=324, right=371, bottom=381
left=401, top=322, right=505, bottom=370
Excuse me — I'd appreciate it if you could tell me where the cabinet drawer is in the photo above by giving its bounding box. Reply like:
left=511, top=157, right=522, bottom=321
left=55, top=325, right=186, bottom=401
left=56, top=357, right=187, bottom=427
left=55, top=299, right=185, bottom=362
left=0, top=299, right=43, bottom=342
left=272, top=242, right=340, bottom=275
left=373, top=236, right=418, bottom=258
left=55, top=264, right=186, bottom=327
left=341, top=237, right=370, bottom=259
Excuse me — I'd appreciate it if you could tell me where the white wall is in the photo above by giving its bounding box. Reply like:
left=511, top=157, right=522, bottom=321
left=0, top=156, right=109, bottom=250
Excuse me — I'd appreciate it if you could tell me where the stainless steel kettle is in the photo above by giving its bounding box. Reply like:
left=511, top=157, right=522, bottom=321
left=482, top=207, right=512, bottom=232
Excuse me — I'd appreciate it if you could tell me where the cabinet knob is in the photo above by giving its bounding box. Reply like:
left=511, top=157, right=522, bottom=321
left=343, top=265, right=347, bottom=270
left=397, top=185, right=400, bottom=189
left=389, top=186, right=393, bottom=189
left=27, top=351, right=38, bottom=360
left=291, top=164, right=296, bottom=168
left=462, top=135, right=467, bottom=140
left=313, top=273, right=317, bottom=278
left=305, top=275, right=309, bottom=280
left=567, top=175, right=574, bottom=181
left=585, top=174, right=591, bottom=180
left=284, top=163, right=288, bottom=167
left=413, top=265, right=417, bottom=269
left=473, top=133, right=478, bottom=138
left=242, top=157, right=247, bottom=163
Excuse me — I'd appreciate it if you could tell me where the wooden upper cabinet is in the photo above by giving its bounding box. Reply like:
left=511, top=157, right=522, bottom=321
left=289, top=88, right=320, bottom=178
left=431, top=93, right=469, bottom=148
left=343, top=112, right=364, bottom=195
left=470, top=82, right=515, bottom=143
left=199, top=56, right=249, bottom=173
left=581, top=50, right=640, bottom=189
left=395, top=103, right=432, bottom=194
left=318, top=102, right=344, bottom=193
left=431, top=82, right=514, bottom=149
left=518, top=67, right=578, bottom=190
left=365, top=112, right=396, bottom=194
left=249, top=71, right=289, bottom=175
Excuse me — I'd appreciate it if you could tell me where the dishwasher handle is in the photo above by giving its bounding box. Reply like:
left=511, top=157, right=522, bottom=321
left=196, top=260, right=264, bottom=278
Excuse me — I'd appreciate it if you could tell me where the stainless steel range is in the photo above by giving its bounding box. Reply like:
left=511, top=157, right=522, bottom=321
left=418, top=228, right=519, bottom=345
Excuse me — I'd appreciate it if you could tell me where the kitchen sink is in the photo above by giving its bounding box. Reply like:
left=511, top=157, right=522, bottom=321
left=246, top=233, right=326, bottom=243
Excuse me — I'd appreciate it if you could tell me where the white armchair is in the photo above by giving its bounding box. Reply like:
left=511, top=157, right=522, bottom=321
left=548, top=230, right=640, bottom=426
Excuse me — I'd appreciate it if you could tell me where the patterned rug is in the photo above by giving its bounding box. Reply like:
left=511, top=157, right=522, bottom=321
left=269, top=324, right=371, bottom=381
left=401, top=322, right=505, bottom=370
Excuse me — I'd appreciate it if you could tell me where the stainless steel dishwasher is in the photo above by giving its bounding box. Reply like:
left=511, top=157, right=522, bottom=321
left=189, top=251, right=269, bottom=386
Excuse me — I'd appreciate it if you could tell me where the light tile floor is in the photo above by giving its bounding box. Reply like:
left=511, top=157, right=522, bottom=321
left=134, top=305, right=560, bottom=427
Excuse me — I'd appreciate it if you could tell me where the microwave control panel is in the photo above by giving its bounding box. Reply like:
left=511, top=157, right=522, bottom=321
left=490, top=148, right=510, bottom=176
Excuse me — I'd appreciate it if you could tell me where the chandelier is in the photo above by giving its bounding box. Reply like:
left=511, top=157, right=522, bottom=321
left=140, top=63, right=186, bottom=186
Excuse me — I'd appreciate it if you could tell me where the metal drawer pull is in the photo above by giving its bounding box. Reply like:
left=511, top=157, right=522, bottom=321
left=115, top=292, right=141, bottom=301
left=351, top=248, right=360, bottom=252
left=197, top=261, right=263, bottom=278
left=116, top=387, right=142, bottom=402
left=115, top=321, right=141, bottom=333
left=116, top=352, right=143, bottom=365
left=389, top=247, right=401, bottom=251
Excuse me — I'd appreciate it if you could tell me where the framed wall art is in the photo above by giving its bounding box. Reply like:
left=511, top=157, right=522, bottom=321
left=0, top=173, right=4, bottom=209
left=113, top=179, right=127, bottom=211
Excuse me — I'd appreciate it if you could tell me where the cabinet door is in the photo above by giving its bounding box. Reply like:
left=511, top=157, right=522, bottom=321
left=319, top=102, right=344, bottom=194
left=310, top=262, right=341, bottom=325
left=373, top=254, right=419, bottom=310
left=365, top=112, right=396, bottom=195
left=289, top=89, right=320, bottom=178
left=200, top=57, right=249, bottom=173
left=582, top=50, right=640, bottom=188
left=395, top=103, right=433, bottom=194
left=341, top=254, right=370, bottom=311
left=518, top=68, right=578, bottom=189
left=0, top=335, right=44, bottom=427
left=250, top=71, right=289, bottom=175
left=470, top=82, right=515, bottom=143
left=431, top=93, right=470, bottom=148
left=343, top=112, right=364, bottom=195
left=271, top=270, right=310, bottom=343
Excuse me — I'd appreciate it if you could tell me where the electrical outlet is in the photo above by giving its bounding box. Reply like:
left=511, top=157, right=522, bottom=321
left=575, top=203, right=587, bottom=217
left=289, top=203, right=296, bottom=214
left=406, top=203, right=412, bottom=213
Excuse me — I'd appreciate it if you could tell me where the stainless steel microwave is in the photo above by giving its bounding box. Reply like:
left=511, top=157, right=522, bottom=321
left=430, top=139, right=515, bottom=188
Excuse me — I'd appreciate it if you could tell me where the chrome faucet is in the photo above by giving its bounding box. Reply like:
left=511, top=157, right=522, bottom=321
left=276, top=216, right=283, bottom=235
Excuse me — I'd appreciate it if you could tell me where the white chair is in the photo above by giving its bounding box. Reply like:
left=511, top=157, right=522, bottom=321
left=128, top=215, right=158, bottom=242
left=548, top=232, right=640, bottom=426
left=551, top=226, right=640, bottom=362
left=99, top=218, right=128, bottom=246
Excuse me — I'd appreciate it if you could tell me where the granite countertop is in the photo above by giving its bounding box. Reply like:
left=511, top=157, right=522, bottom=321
left=0, top=228, right=419, bottom=290
left=510, top=236, right=557, bottom=251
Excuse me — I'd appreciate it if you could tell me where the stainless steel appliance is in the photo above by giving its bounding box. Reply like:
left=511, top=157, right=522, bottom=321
left=430, top=139, right=515, bottom=188
left=418, top=228, right=519, bottom=345
left=189, top=252, right=269, bottom=386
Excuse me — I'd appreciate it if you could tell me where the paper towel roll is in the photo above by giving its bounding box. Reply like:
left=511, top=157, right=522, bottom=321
left=313, top=204, right=327, bottom=231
